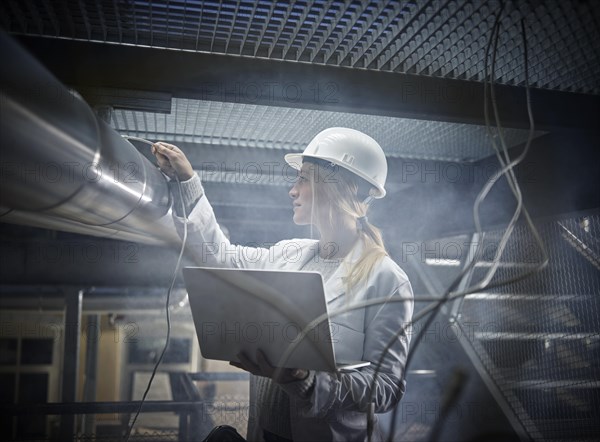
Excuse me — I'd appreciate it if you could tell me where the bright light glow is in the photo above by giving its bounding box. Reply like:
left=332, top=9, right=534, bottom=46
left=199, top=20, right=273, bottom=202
left=409, top=370, right=436, bottom=375
left=178, top=294, right=189, bottom=309
left=425, top=258, right=461, bottom=266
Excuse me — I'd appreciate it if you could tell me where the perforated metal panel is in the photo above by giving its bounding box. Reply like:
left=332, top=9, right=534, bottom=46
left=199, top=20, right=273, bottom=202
left=1, top=0, right=599, bottom=94
left=112, top=97, right=542, bottom=162
left=451, top=213, right=600, bottom=440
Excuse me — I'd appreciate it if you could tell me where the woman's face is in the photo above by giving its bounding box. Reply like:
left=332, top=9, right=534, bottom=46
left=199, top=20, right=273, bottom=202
left=288, top=163, right=315, bottom=225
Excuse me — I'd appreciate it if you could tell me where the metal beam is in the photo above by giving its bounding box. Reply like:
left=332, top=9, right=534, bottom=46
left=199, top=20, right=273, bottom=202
left=80, top=87, right=172, bottom=113
left=15, top=36, right=600, bottom=131
left=135, top=142, right=478, bottom=188
left=81, top=314, right=99, bottom=435
left=59, top=288, right=83, bottom=441
left=0, top=286, right=187, bottom=311
left=0, top=400, right=240, bottom=415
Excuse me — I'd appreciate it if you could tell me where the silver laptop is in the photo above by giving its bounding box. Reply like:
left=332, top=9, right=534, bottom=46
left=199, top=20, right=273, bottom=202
left=183, top=266, right=370, bottom=372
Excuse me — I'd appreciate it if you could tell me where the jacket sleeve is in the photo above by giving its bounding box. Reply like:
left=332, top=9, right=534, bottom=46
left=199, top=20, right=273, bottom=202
left=170, top=174, right=273, bottom=269
left=281, top=267, right=414, bottom=416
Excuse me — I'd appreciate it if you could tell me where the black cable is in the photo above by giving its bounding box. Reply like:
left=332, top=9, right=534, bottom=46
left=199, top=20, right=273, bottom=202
left=121, top=137, right=189, bottom=441
left=382, top=7, right=504, bottom=441
left=379, top=241, right=487, bottom=442
left=428, top=368, right=469, bottom=442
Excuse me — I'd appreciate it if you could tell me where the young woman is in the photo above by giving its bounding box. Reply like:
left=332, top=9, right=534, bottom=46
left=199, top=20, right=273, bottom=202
left=152, top=128, right=414, bottom=442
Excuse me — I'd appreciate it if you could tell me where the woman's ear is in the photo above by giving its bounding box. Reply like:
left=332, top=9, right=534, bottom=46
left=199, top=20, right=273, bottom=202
left=356, top=180, right=372, bottom=201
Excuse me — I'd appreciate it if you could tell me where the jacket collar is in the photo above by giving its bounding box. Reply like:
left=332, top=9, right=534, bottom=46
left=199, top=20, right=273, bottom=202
left=283, top=238, right=366, bottom=304
left=297, top=237, right=365, bottom=266
left=325, top=239, right=366, bottom=304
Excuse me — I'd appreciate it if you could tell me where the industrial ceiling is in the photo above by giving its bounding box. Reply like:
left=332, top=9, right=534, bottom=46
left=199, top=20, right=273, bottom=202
left=2, top=0, right=598, bottom=92
left=1, top=0, right=598, bottom=165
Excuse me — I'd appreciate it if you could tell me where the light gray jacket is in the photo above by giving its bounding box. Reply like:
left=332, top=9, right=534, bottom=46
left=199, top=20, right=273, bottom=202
left=173, top=192, right=414, bottom=442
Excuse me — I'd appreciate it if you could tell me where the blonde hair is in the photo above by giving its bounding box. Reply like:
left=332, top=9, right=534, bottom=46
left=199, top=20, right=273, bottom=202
left=307, top=160, right=388, bottom=291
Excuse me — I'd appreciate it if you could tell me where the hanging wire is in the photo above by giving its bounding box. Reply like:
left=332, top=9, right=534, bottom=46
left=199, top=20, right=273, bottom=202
left=120, top=136, right=189, bottom=442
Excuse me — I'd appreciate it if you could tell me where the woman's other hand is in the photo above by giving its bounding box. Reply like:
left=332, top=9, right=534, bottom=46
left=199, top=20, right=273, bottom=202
left=151, top=141, right=195, bottom=181
left=230, top=350, right=309, bottom=384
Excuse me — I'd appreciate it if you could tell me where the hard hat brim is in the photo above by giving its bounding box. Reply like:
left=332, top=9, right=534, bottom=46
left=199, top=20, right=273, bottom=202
left=284, top=153, right=386, bottom=198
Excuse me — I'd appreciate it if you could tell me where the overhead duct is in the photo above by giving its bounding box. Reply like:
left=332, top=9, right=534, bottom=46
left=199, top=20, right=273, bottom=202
left=0, top=31, right=179, bottom=246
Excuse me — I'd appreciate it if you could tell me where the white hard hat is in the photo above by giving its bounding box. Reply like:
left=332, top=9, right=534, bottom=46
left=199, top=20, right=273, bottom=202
left=284, top=127, right=388, bottom=198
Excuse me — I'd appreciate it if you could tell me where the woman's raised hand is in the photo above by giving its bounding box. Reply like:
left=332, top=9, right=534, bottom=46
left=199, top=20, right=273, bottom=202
left=151, top=142, right=195, bottom=181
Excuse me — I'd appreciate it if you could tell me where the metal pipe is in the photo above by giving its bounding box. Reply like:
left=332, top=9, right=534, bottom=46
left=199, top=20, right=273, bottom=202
left=0, top=209, right=170, bottom=245
left=0, top=31, right=179, bottom=245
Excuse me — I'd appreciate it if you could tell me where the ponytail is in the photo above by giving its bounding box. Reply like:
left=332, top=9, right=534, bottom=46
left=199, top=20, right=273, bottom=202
left=308, top=161, right=388, bottom=293
left=345, top=217, right=388, bottom=291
